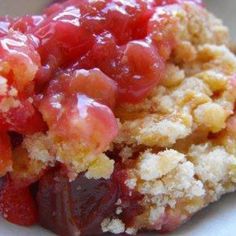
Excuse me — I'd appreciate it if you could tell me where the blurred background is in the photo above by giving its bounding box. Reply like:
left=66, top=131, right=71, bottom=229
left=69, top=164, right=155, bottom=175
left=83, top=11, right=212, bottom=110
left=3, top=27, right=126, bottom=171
left=205, top=0, right=235, bottom=40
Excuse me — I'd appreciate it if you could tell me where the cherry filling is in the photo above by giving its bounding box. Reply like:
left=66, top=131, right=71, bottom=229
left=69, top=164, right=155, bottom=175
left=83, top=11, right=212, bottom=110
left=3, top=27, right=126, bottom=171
left=0, top=0, right=203, bottom=233
left=0, top=0, right=200, bottom=137
left=37, top=166, right=143, bottom=235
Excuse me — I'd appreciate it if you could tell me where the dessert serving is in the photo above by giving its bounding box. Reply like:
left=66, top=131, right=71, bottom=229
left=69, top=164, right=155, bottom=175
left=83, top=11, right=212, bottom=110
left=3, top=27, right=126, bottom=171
left=0, top=0, right=236, bottom=235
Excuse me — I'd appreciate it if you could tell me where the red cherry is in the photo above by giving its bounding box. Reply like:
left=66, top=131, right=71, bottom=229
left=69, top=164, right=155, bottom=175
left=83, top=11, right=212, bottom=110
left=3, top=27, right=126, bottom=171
left=37, top=168, right=119, bottom=235
left=40, top=93, right=118, bottom=152
left=0, top=179, right=38, bottom=226
left=117, top=40, right=165, bottom=103
left=33, top=5, right=94, bottom=67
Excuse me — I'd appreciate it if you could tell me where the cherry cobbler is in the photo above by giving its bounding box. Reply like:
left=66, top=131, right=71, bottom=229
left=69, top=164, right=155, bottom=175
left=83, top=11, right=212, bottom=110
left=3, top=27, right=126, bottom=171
left=0, top=0, right=236, bottom=235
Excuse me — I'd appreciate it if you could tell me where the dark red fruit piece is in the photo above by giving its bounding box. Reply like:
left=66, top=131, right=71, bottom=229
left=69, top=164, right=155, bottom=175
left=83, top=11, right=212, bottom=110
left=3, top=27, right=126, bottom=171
left=37, top=165, right=144, bottom=235
left=37, top=168, right=119, bottom=235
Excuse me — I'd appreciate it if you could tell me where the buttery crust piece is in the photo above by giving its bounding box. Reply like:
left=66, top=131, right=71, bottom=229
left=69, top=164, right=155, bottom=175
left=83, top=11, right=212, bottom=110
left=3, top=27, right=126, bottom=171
left=18, top=2, right=236, bottom=234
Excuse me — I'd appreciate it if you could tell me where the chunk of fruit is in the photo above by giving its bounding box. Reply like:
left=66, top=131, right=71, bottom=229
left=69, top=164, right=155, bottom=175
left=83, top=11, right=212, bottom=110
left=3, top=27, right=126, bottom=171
left=102, top=0, right=155, bottom=44
left=79, top=38, right=166, bottom=103
left=117, top=40, right=165, bottom=103
left=37, top=168, right=118, bottom=235
left=0, top=133, right=12, bottom=177
left=34, top=5, right=94, bottom=66
left=48, top=68, right=118, bottom=108
left=148, top=5, right=178, bottom=60
left=40, top=93, right=118, bottom=152
left=37, top=165, right=144, bottom=235
left=0, top=179, right=38, bottom=226
left=77, top=32, right=122, bottom=84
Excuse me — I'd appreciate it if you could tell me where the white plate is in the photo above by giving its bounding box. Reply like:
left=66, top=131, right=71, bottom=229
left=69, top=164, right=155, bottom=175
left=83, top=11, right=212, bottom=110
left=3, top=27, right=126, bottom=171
left=0, top=0, right=235, bottom=235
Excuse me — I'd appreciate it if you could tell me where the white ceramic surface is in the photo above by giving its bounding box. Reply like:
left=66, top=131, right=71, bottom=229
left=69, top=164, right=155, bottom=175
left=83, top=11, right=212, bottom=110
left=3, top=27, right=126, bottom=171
left=0, top=0, right=235, bottom=235
left=206, top=0, right=236, bottom=41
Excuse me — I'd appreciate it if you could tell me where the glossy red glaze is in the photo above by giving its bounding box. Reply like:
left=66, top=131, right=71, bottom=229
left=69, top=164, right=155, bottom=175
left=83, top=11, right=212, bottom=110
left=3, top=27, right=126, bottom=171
left=32, top=0, right=176, bottom=103
left=39, top=92, right=118, bottom=152
left=0, top=0, right=182, bottom=139
left=47, top=68, right=118, bottom=109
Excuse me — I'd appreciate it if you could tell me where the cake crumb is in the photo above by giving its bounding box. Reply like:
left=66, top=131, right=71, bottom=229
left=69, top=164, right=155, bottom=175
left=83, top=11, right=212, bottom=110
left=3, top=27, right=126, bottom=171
left=101, top=218, right=125, bottom=234
left=85, top=154, right=114, bottom=179
left=138, top=150, right=185, bottom=181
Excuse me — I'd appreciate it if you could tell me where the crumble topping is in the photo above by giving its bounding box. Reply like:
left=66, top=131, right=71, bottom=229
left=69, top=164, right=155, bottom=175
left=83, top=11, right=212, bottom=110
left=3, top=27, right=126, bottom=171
left=23, top=132, right=115, bottom=180
left=0, top=97, right=20, bottom=112
left=138, top=150, right=185, bottom=180
left=101, top=218, right=125, bottom=234
left=23, top=133, right=54, bottom=164
left=1, top=0, right=236, bottom=235
left=189, top=143, right=236, bottom=184
left=85, top=154, right=114, bottom=180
